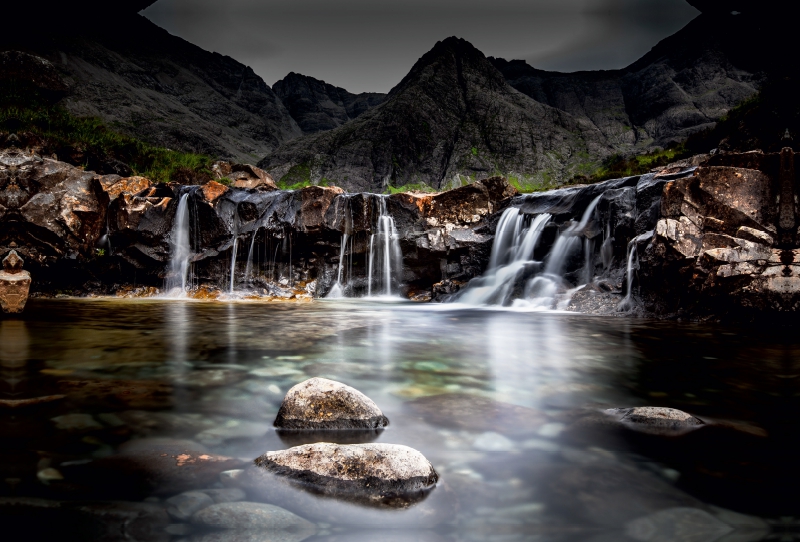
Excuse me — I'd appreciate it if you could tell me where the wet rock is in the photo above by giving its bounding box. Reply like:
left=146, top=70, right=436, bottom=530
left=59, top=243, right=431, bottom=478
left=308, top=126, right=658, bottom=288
left=406, top=393, right=546, bottom=436
left=103, top=176, right=153, bottom=201
left=166, top=491, right=215, bottom=521
left=254, top=443, right=438, bottom=506
left=606, top=407, right=705, bottom=436
left=59, top=440, right=244, bottom=497
left=213, top=162, right=278, bottom=191
left=191, top=502, right=316, bottom=534
left=0, top=250, right=31, bottom=314
left=68, top=501, right=171, bottom=542
left=201, top=488, right=246, bottom=504
left=274, top=377, right=389, bottom=430
left=189, top=531, right=314, bottom=542
left=625, top=507, right=733, bottom=542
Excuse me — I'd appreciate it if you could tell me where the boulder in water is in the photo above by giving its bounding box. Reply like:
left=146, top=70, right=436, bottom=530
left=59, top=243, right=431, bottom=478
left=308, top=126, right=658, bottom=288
left=254, top=443, right=438, bottom=505
left=606, top=406, right=704, bottom=436
left=274, top=377, right=389, bottom=430
left=0, top=250, right=31, bottom=314
left=191, top=501, right=316, bottom=535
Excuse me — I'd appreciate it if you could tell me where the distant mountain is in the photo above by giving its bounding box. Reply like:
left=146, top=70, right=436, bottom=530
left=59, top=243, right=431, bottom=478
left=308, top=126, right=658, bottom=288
left=273, top=73, right=386, bottom=134
left=260, top=37, right=612, bottom=192
left=2, top=15, right=302, bottom=163
left=490, top=13, right=761, bottom=154
left=260, top=11, right=771, bottom=192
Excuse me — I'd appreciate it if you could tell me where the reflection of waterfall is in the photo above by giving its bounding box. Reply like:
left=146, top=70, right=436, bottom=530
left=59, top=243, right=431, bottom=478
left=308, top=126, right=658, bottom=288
left=367, top=196, right=403, bottom=297
left=165, top=193, right=192, bottom=296
left=455, top=195, right=603, bottom=308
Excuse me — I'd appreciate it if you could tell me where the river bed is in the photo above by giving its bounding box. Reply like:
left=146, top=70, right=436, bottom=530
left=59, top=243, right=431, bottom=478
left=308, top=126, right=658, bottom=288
left=1, top=299, right=796, bottom=541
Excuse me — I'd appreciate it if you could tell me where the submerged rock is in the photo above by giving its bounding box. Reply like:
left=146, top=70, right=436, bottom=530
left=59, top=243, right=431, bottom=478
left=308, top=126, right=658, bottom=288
left=406, top=393, right=546, bottom=436
left=191, top=502, right=316, bottom=534
left=254, top=443, right=438, bottom=506
left=625, top=507, right=733, bottom=542
left=0, top=250, right=31, bottom=314
left=274, top=378, right=389, bottom=430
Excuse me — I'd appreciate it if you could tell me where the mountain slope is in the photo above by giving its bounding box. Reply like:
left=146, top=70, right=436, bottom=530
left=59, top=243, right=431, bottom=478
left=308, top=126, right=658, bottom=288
left=2, top=14, right=302, bottom=163
left=273, top=73, right=387, bottom=134
left=491, top=12, right=762, bottom=154
left=260, top=38, right=612, bottom=192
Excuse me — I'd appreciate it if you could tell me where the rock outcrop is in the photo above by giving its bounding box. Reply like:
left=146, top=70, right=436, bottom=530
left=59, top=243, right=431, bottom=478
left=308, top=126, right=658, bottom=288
left=254, top=443, right=438, bottom=506
left=640, top=149, right=800, bottom=317
left=273, top=73, right=387, bottom=134
left=606, top=407, right=705, bottom=436
left=0, top=250, right=31, bottom=313
left=274, top=378, right=389, bottom=430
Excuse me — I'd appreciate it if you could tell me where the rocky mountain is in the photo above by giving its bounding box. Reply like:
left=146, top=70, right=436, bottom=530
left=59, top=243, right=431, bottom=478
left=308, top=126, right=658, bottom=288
left=273, top=73, right=387, bottom=134
left=490, top=12, right=762, bottom=154
left=1, top=14, right=302, bottom=163
left=260, top=9, right=776, bottom=192
left=260, top=37, right=613, bottom=193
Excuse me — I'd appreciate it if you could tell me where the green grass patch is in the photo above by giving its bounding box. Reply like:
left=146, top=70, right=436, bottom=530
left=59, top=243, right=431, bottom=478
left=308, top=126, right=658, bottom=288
left=0, top=100, right=213, bottom=183
left=385, top=182, right=437, bottom=194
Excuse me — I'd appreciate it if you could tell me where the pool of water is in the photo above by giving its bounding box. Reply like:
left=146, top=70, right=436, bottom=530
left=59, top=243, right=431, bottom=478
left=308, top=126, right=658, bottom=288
left=1, top=299, right=798, bottom=541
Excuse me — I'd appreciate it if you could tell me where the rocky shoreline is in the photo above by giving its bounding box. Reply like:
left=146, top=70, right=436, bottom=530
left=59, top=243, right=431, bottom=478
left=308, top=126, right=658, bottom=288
left=2, top=143, right=799, bottom=319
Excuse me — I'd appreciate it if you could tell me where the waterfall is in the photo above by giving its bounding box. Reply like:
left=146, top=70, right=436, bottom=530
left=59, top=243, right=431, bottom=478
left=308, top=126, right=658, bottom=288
left=165, top=193, right=192, bottom=296
left=455, top=194, right=603, bottom=308
left=618, top=232, right=650, bottom=311
left=455, top=210, right=551, bottom=305
left=327, top=196, right=354, bottom=299
left=244, top=230, right=258, bottom=284
left=229, top=236, right=238, bottom=294
left=367, top=196, right=402, bottom=297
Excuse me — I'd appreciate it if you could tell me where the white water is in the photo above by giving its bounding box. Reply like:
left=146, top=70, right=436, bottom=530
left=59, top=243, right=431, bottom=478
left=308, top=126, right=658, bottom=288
left=229, top=237, right=238, bottom=294
left=457, top=194, right=604, bottom=309
left=367, top=196, right=403, bottom=297
left=244, top=230, right=257, bottom=284
left=456, top=211, right=552, bottom=305
left=618, top=232, right=650, bottom=311
left=327, top=233, right=349, bottom=299
left=165, top=193, right=192, bottom=296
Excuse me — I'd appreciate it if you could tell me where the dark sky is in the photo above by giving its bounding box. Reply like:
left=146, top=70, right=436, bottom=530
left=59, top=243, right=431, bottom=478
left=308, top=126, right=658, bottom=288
left=143, top=0, right=699, bottom=94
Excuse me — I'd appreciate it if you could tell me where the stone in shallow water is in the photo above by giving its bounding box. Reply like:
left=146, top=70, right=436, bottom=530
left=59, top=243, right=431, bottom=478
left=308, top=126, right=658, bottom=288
left=201, top=488, right=246, bottom=504
left=274, top=377, right=388, bottom=430
left=606, top=407, right=704, bottom=435
left=166, top=491, right=215, bottom=521
left=191, top=502, right=316, bottom=536
left=254, top=443, right=438, bottom=506
left=406, top=393, right=546, bottom=436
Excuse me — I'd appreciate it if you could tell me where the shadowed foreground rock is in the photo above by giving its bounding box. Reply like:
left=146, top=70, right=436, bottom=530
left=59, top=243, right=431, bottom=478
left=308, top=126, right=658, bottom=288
left=641, top=149, right=800, bottom=318
left=0, top=249, right=31, bottom=313
left=274, top=378, right=389, bottom=430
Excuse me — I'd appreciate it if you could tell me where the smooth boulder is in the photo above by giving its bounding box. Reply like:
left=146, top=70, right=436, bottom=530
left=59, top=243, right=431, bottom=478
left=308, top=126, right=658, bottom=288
left=274, top=378, right=389, bottom=430
left=254, top=443, right=438, bottom=505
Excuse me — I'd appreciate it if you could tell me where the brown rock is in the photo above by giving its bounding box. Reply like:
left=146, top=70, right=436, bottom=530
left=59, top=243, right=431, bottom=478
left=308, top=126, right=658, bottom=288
left=0, top=250, right=31, bottom=313
left=104, top=176, right=153, bottom=201
left=201, top=181, right=230, bottom=204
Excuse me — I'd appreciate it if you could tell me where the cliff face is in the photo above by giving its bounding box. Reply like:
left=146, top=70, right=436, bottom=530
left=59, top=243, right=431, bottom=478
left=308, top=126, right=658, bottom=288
left=260, top=38, right=612, bottom=192
left=273, top=73, right=387, bottom=135
left=2, top=15, right=302, bottom=163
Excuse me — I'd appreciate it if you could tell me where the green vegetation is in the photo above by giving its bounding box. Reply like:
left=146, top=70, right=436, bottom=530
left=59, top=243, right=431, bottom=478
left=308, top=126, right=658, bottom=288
left=276, top=164, right=338, bottom=190
left=217, top=177, right=233, bottom=186
left=385, top=182, right=437, bottom=194
left=471, top=147, right=478, bottom=156
left=0, top=81, right=213, bottom=183
left=572, top=144, right=689, bottom=185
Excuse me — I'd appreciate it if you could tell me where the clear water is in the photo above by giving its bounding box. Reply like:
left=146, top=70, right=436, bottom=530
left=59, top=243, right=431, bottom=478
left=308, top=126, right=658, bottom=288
left=2, top=299, right=797, bottom=541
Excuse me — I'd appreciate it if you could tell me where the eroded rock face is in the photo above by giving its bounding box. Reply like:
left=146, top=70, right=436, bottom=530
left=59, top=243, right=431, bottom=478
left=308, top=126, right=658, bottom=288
left=640, top=149, right=800, bottom=317
left=254, top=443, right=438, bottom=505
left=274, top=378, right=388, bottom=430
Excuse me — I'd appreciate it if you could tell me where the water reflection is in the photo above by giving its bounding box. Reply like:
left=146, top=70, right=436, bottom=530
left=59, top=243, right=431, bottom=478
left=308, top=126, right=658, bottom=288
left=1, top=299, right=798, bottom=541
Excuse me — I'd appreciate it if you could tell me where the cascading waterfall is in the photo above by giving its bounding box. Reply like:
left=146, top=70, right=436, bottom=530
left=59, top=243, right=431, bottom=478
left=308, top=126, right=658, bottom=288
left=456, top=210, right=552, bottom=305
left=367, top=196, right=403, bottom=297
left=165, top=192, right=192, bottom=296
left=618, top=232, right=650, bottom=311
left=229, top=237, right=238, bottom=294
left=244, top=230, right=258, bottom=284
left=456, top=194, right=603, bottom=308
left=327, top=196, right=354, bottom=299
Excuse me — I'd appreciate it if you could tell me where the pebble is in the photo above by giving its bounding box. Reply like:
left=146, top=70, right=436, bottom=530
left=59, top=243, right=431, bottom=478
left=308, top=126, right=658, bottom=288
left=472, top=432, right=516, bottom=452
left=191, top=502, right=316, bottom=533
left=201, top=488, right=246, bottom=504
left=166, top=491, right=215, bottom=521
